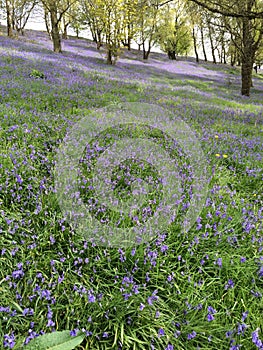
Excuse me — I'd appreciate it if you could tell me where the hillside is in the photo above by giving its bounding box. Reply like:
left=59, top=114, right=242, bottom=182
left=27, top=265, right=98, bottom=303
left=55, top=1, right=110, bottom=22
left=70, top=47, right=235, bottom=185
left=0, top=28, right=263, bottom=350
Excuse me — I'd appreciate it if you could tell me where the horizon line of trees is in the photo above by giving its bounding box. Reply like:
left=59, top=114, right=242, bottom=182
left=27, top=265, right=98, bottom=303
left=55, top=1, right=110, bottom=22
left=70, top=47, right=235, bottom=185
left=0, top=0, right=262, bottom=96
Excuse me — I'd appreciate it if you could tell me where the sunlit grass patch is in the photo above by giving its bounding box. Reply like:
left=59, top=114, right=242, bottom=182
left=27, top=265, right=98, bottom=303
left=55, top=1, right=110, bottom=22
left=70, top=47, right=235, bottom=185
left=183, top=79, right=213, bottom=91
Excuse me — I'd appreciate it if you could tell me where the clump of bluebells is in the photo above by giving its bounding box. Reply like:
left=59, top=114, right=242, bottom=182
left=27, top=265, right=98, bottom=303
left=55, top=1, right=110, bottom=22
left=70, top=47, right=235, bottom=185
left=0, top=29, right=263, bottom=350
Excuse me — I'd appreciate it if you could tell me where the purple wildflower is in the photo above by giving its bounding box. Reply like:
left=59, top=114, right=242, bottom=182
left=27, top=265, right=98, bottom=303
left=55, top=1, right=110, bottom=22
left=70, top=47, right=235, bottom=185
left=3, top=332, right=16, bottom=349
left=158, top=328, right=165, bottom=337
left=187, top=331, right=197, bottom=340
left=225, top=279, right=235, bottom=290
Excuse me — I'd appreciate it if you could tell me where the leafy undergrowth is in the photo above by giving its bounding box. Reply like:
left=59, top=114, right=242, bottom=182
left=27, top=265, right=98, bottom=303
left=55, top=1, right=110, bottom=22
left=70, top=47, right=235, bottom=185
left=0, top=29, right=263, bottom=350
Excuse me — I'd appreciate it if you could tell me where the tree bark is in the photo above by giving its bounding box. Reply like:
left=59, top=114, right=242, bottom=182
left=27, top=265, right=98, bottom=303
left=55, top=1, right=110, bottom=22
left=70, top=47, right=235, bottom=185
left=232, top=50, right=236, bottom=66
left=127, top=36, right=131, bottom=50
left=51, top=23, right=61, bottom=52
left=221, top=34, right=227, bottom=64
left=96, top=30, right=103, bottom=49
left=222, top=46, right=227, bottom=64
left=12, top=6, right=15, bottom=30
left=200, top=25, right=207, bottom=61
left=5, top=0, right=13, bottom=37
left=50, top=4, right=62, bottom=53
left=208, top=23, right=216, bottom=63
left=125, top=22, right=132, bottom=50
left=62, top=19, right=69, bottom=39
left=44, top=8, right=52, bottom=39
left=241, top=57, right=253, bottom=95
left=107, top=48, right=113, bottom=64
left=241, top=15, right=253, bottom=96
left=168, top=50, right=176, bottom=59
left=192, top=27, right=199, bottom=63
left=143, top=49, right=150, bottom=59
left=142, top=41, right=151, bottom=59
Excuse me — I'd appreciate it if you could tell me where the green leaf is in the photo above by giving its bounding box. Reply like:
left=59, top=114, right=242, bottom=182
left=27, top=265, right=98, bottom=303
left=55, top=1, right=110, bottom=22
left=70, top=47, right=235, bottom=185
left=23, top=330, right=85, bottom=350
left=10, top=301, right=23, bottom=313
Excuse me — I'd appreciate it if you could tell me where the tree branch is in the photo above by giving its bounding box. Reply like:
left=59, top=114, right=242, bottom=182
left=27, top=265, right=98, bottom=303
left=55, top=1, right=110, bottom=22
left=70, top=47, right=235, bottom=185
left=188, top=0, right=263, bottom=19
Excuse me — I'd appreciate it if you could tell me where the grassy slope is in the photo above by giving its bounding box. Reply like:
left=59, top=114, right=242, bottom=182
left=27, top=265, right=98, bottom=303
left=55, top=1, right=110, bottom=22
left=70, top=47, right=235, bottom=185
left=0, top=28, right=263, bottom=350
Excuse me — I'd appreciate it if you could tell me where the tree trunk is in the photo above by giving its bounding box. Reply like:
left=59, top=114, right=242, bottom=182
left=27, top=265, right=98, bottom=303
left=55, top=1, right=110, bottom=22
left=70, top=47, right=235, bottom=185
left=50, top=5, right=62, bottom=53
left=200, top=26, right=207, bottom=61
left=142, top=41, right=151, bottom=60
left=211, top=46, right=216, bottom=63
left=231, top=47, right=236, bottom=66
left=168, top=50, right=176, bottom=59
left=62, top=22, right=69, bottom=40
left=51, top=23, right=61, bottom=52
left=107, top=48, right=113, bottom=64
left=221, top=35, right=227, bottom=64
left=223, top=47, right=227, bottom=64
left=96, top=31, right=103, bottom=49
left=192, top=27, right=199, bottom=63
left=44, top=8, right=52, bottom=39
left=217, top=47, right=222, bottom=63
left=126, top=22, right=132, bottom=50
left=241, top=15, right=254, bottom=96
left=143, top=49, right=150, bottom=59
left=90, top=25, right=97, bottom=42
left=241, top=58, right=253, bottom=95
left=12, top=7, right=15, bottom=30
left=208, top=24, right=216, bottom=64
left=5, top=0, right=13, bottom=37
left=127, top=36, right=131, bottom=50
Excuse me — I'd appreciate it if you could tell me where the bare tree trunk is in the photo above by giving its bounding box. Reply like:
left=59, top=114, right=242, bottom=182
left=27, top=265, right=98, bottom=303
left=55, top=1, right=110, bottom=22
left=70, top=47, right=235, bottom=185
left=217, top=47, right=222, bottom=63
left=192, top=27, right=199, bottom=63
left=241, top=57, right=253, bottom=95
left=62, top=23, right=69, bottom=39
left=127, top=22, right=132, bottom=50
left=168, top=50, right=176, bottom=59
left=107, top=48, right=113, bottom=64
left=231, top=48, right=236, bottom=66
left=51, top=26, right=61, bottom=52
left=143, top=50, right=150, bottom=59
left=241, top=15, right=253, bottom=96
left=208, top=24, right=216, bottom=64
left=221, top=34, right=227, bottom=64
left=200, top=25, right=207, bottom=61
left=44, top=8, right=52, bottom=39
left=127, top=36, right=131, bottom=51
left=96, top=30, right=103, bottom=49
left=142, top=42, right=151, bottom=59
left=50, top=5, right=61, bottom=53
left=90, top=24, right=97, bottom=42
left=5, top=0, right=13, bottom=37
left=222, top=46, right=227, bottom=64
left=142, top=40, right=152, bottom=60
left=62, top=16, right=69, bottom=39
left=12, top=6, right=15, bottom=30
